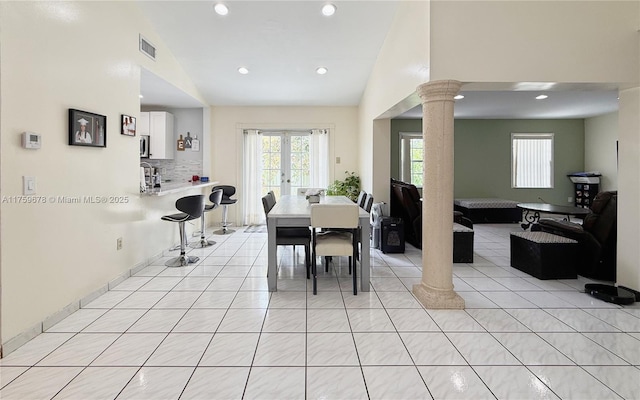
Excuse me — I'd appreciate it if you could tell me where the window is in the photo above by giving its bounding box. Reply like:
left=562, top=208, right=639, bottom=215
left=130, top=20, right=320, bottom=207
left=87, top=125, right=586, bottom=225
left=400, top=132, right=423, bottom=187
left=511, top=133, right=554, bottom=188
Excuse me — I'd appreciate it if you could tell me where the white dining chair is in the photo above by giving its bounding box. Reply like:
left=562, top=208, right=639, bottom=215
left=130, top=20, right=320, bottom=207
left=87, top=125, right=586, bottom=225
left=310, top=203, right=360, bottom=295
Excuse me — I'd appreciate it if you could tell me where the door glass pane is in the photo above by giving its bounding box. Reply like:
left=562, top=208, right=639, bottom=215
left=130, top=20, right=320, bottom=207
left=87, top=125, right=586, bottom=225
left=260, top=133, right=310, bottom=197
left=289, top=135, right=310, bottom=195
left=290, top=169, right=301, bottom=186
left=270, top=136, right=281, bottom=152
left=261, top=135, right=282, bottom=196
left=270, top=153, right=281, bottom=169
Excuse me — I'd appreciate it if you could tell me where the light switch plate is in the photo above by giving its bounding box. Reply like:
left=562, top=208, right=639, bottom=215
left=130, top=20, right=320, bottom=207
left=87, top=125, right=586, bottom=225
left=23, top=176, right=36, bottom=195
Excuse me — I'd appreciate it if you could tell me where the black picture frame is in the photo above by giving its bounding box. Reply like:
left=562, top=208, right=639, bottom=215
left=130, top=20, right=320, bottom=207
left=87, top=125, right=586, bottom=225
left=68, top=109, right=106, bottom=147
left=121, top=114, right=137, bottom=137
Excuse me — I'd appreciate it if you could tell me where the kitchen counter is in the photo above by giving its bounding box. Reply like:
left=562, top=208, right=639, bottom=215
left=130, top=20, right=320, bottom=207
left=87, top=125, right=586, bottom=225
left=141, top=181, right=218, bottom=196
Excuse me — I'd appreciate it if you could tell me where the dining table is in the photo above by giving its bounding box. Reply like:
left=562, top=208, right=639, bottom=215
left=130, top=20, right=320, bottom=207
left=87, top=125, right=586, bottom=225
left=267, top=195, right=371, bottom=292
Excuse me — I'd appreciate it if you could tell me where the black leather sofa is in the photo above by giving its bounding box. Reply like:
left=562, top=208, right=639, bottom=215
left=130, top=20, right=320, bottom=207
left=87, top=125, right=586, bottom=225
left=390, top=179, right=422, bottom=248
left=390, top=179, right=472, bottom=249
left=532, top=191, right=617, bottom=281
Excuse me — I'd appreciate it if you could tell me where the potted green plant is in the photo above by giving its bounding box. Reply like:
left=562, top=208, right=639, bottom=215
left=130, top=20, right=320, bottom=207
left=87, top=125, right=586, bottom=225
left=326, top=171, right=361, bottom=202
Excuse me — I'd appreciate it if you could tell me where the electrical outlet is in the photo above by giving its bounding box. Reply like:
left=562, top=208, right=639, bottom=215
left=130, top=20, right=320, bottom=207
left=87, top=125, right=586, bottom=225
left=116, top=237, right=123, bottom=250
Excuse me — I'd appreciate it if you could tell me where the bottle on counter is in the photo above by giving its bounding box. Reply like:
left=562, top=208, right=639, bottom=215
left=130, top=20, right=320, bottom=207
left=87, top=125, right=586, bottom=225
left=154, top=173, right=162, bottom=188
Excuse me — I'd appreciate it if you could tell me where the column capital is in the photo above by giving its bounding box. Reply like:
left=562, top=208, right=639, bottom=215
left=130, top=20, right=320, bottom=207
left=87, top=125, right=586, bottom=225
left=416, top=80, right=462, bottom=104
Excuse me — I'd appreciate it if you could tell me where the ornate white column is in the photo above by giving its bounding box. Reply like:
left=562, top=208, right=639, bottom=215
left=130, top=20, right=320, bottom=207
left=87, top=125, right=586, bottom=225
left=412, top=80, right=465, bottom=309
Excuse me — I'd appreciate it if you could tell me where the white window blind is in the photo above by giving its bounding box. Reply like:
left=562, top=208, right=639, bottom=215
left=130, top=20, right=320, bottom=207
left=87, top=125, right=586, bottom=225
left=511, top=133, right=554, bottom=188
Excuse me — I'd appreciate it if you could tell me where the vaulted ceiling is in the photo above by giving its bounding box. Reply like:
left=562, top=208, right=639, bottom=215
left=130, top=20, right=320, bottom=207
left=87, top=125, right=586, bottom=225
left=138, top=1, right=619, bottom=119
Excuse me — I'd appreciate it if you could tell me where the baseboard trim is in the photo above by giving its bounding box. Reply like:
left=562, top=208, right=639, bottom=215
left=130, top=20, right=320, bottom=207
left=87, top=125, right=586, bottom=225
left=1, top=322, right=42, bottom=357
left=42, top=302, right=80, bottom=332
left=1, top=250, right=164, bottom=358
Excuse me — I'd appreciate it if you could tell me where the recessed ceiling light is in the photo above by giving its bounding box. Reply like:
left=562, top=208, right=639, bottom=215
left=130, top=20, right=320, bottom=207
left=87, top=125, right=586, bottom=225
left=238, top=67, right=249, bottom=75
left=321, top=4, right=336, bottom=16
left=316, top=67, right=328, bottom=75
left=536, top=94, right=548, bottom=100
left=214, top=3, right=228, bottom=16
left=454, top=94, right=464, bottom=100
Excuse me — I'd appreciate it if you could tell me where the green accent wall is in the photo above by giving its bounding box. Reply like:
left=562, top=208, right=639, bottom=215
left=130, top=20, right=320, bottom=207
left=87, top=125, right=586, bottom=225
left=391, top=118, right=585, bottom=205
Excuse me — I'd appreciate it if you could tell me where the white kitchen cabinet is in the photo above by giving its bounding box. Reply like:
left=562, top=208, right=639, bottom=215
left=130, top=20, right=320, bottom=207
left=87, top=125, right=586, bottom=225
left=140, top=111, right=174, bottom=159
left=138, top=111, right=150, bottom=136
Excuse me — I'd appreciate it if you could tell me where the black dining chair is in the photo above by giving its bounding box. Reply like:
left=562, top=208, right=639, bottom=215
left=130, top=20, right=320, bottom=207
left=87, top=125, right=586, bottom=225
left=262, top=193, right=311, bottom=278
left=363, top=193, right=374, bottom=213
left=356, top=191, right=367, bottom=208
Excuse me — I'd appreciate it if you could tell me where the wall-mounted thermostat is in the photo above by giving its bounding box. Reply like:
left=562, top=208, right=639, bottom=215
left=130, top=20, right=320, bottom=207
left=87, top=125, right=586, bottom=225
left=22, top=132, right=41, bottom=149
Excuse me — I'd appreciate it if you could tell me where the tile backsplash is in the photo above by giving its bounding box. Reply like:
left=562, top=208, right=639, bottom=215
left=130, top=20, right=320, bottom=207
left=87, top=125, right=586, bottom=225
left=144, top=159, right=203, bottom=184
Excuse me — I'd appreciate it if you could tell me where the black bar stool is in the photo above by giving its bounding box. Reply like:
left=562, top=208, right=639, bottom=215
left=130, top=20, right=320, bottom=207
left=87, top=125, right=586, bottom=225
left=191, top=188, right=223, bottom=248
left=213, top=185, right=237, bottom=234
left=161, top=194, right=205, bottom=267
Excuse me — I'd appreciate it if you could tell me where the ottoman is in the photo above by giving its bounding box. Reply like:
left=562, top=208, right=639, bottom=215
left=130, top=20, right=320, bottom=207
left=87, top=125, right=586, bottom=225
left=453, top=223, right=474, bottom=263
left=510, top=231, right=578, bottom=279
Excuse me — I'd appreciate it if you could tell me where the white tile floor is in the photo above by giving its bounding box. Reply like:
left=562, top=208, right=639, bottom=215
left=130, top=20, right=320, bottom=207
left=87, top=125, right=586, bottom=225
left=1, top=223, right=640, bottom=399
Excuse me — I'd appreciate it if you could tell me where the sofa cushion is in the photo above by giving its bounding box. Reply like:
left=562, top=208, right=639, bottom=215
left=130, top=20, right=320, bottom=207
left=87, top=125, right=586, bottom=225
left=536, top=219, right=584, bottom=235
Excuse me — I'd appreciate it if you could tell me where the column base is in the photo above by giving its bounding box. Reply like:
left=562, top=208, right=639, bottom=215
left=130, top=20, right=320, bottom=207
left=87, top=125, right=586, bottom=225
left=412, top=283, right=465, bottom=309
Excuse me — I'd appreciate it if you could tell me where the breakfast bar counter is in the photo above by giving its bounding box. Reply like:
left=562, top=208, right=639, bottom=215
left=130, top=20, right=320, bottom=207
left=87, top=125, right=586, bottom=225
left=142, top=181, right=218, bottom=196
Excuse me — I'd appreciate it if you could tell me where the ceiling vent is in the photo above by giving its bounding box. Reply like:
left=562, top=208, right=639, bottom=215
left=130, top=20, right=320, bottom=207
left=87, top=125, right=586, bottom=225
left=139, top=35, right=156, bottom=60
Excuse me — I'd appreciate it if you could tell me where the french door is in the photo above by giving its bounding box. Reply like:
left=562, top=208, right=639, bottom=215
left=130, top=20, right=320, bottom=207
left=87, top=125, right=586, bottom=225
left=261, top=132, right=310, bottom=198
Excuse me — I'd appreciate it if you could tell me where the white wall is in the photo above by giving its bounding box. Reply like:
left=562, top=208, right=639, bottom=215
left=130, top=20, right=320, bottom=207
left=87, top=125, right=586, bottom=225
left=358, top=1, right=430, bottom=202
left=430, top=1, right=639, bottom=83
left=585, top=112, right=619, bottom=192
left=617, top=88, right=640, bottom=291
left=0, top=1, right=207, bottom=347
left=208, top=106, right=359, bottom=226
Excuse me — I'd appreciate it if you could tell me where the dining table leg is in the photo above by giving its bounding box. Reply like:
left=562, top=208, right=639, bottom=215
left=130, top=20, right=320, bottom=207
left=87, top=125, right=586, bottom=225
left=360, top=216, right=370, bottom=292
left=267, top=218, right=278, bottom=291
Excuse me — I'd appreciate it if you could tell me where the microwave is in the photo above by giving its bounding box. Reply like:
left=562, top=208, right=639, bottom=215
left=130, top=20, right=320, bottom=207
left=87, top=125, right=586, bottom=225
left=140, top=135, right=149, bottom=157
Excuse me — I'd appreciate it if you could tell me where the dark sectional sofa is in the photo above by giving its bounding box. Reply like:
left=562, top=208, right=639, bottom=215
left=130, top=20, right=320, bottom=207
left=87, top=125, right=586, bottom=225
left=390, top=179, right=472, bottom=250
left=390, top=179, right=423, bottom=248
left=453, top=198, right=522, bottom=223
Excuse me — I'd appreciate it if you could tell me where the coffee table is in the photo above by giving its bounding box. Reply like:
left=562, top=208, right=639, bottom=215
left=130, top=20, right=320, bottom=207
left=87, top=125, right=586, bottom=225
left=517, top=203, right=591, bottom=230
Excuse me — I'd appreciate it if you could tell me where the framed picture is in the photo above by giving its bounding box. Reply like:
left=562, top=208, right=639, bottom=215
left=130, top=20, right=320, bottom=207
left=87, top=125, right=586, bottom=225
left=69, top=109, right=106, bottom=147
left=121, top=114, right=136, bottom=137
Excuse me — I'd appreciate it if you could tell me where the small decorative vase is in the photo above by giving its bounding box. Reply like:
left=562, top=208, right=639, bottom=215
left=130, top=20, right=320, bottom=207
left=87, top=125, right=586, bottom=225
left=308, top=195, right=320, bottom=204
